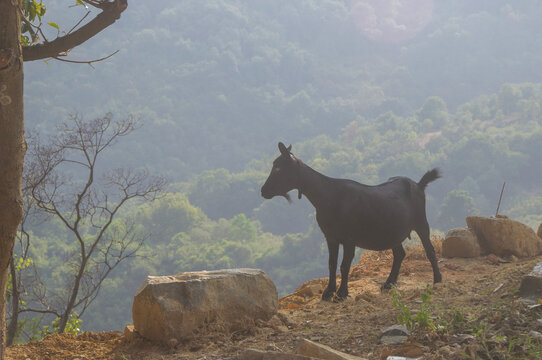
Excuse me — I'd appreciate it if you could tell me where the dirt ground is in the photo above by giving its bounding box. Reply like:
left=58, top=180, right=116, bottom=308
left=7, top=239, right=542, bottom=359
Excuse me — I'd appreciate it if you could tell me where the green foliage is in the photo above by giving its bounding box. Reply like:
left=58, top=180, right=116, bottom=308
left=391, top=287, right=414, bottom=331
left=417, top=96, right=449, bottom=130
left=391, top=285, right=435, bottom=332
left=132, top=192, right=206, bottom=242
left=41, top=313, right=82, bottom=337
left=21, top=0, right=47, bottom=46
left=6, top=253, right=34, bottom=305
left=21, top=81, right=542, bottom=334
left=437, top=190, right=478, bottom=229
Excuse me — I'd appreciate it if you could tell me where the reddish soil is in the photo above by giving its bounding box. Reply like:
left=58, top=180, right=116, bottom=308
left=7, top=239, right=542, bottom=359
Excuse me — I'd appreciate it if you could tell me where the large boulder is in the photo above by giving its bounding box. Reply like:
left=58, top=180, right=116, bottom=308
left=442, top=228, right=481, bottom=258
left=132, top=268, right=278, bottom=343
left=466, top=216, right=542, bottom=258
left=538, top=223, right=542, bottom=239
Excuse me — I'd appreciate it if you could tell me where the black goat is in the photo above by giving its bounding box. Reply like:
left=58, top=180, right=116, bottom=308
left=261, top=142, right=442, bottom=301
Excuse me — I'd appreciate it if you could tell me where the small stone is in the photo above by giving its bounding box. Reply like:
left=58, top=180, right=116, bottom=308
left=276, top=311, right=296, bottom=328
left=449, top=334, right=475, bottom=344
left=239, top=349, right=313, bottom=360
left=487, top=253, right=501, bottom=265
left=519, top=262, right=542, bottom=300
left=438, top=345, right=454, bottom=357
left=381, top=324, right=410, bottom=337
left=296, top=339, right=367, bottom=360
left=167, top=338, right=178, bottom=348
left=529, top=330, right=542, bottom=340
left=123, top=324, right=137, bottom=342
left=380, top=335, right=408, bottom=345
left=267, top=315, right=283, bottom=328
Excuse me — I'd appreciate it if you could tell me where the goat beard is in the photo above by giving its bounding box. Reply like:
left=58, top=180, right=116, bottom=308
left=282, top=189, right=302, bottom=203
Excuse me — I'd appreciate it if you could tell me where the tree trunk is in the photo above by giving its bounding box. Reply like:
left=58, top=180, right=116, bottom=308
left=0, top=0, right=25, bottom=357
left=57, top=264, right=85, bottom=334
left=6, top=259, right=19, bottom=346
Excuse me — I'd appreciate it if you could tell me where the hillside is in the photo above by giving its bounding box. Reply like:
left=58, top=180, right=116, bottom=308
left=7, top=241, right=542, bottom=359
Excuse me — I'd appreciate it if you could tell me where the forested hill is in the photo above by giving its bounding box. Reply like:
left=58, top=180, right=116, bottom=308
left=24, top=83, right=542, bottom=334
left=24, top=1, right=542, bottom=179
left=16, top=0, right=542, bottom=336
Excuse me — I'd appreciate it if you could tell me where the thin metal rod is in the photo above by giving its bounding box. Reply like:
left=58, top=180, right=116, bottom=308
left=495, top=181, right=506, bottom=217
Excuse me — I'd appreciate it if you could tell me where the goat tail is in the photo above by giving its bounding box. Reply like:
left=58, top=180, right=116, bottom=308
left=418, top=168, right=441, bottom=191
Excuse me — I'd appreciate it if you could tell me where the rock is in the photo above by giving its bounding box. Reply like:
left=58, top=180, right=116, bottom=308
left=486, top=253, right=501, bottom=265
left=379, top=325, right=410, bottom=345
left=132, top=268, right=278, bottom=343
left=382, top=343, right=425, bottom=358
left=296, top=339, right=367, bottom=360
left=167, top=338, right=178, bottom=348
left=123, top=324, right=137, bottom=342
left=295, top=283, right=322, bottom=298
left=437, top=345, right=455, bottom=357
left=381, top=324, right=410, bottom=337
left=268, top=315, right=283, bottom=328
left=442, top=228, right=481, bottom=258
left=538, top=223, right=542, bottom=239
left=380, top=335, right=409, bottom=345
left=466, top=216, right=542, bottom=257
left=276, top=311, right=297, bottom=328
left=239, top=349, right=314, bottom=360
left=519, top=262, right=542, bottom=300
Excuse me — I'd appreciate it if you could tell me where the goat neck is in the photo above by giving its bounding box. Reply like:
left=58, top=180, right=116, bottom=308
left=296, top=162, right=333, bottom=209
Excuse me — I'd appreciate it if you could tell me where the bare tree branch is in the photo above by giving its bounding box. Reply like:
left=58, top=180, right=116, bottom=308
left=11, top=113, right=165, bottom=335
left=52, top=50, right=119, bottom=68
left=23, top=0, right=128, bottom=62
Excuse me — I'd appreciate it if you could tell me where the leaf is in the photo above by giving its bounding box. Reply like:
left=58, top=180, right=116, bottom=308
left=48, top=22, right=60, bottom=31
left=75, top=0, right=89, bottom=9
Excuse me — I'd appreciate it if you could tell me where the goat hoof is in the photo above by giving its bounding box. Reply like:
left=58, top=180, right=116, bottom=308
left=336, top=288, right=348, bottom=300
left=322, top=288, right=335, bottom=301
left=380, top=282, right=395, bottom=291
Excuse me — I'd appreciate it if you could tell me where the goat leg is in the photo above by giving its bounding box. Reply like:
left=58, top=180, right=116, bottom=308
left=416, top=223, right=442, bottom=284
left=322, top=239, right=339, bottom=301
left=381, top=244, right=406, bottom=290
left=336, top=243, right=355, bottom=300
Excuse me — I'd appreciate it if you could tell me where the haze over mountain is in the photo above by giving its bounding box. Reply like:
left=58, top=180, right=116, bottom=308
left=16, top=0, right=542, bottom=333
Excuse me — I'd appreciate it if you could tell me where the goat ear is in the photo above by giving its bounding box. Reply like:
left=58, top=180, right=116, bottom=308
left=278, top=142, right=290, bottom=155
left=287, top=144, right=292, bottom=152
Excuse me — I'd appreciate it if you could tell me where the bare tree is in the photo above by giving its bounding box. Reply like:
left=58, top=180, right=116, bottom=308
left=5, top=142, right=52, bottom=345
left=1, top=1, right=127, bottom=356
left=7, top=113, right=165, bottom=336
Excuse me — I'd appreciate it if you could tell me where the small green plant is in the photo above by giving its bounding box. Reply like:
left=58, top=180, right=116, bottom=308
left=391, top=287, right=413, bottom=331
left=40, top=312, right=82, bottom=337
left=391, top=285, right=435, bottom=332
